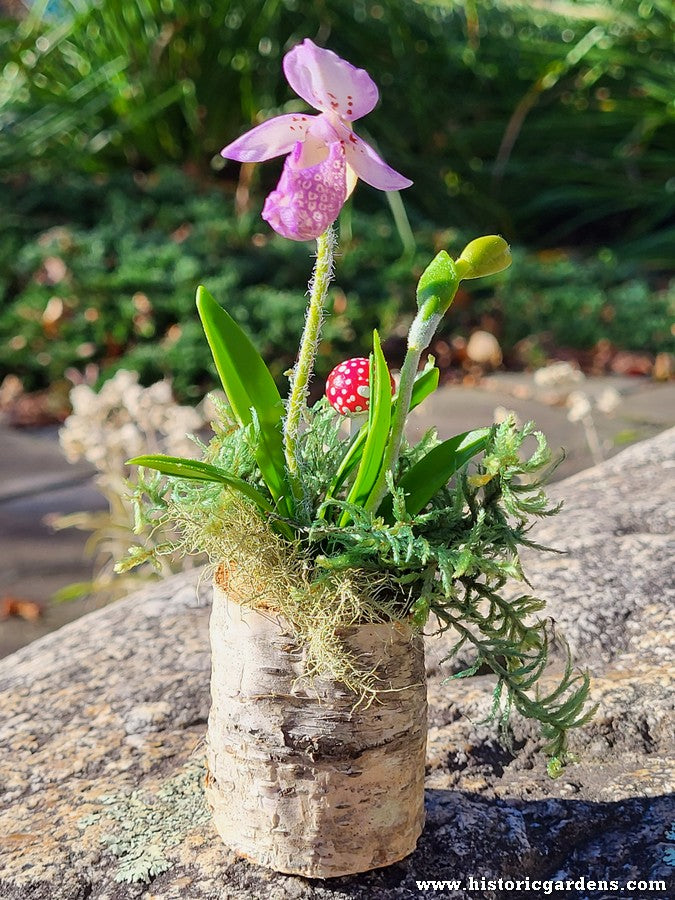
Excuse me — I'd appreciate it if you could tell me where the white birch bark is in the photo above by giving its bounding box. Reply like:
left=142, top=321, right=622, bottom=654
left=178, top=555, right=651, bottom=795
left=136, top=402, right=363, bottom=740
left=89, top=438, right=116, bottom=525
left=205, top=580, right=427, bottom=878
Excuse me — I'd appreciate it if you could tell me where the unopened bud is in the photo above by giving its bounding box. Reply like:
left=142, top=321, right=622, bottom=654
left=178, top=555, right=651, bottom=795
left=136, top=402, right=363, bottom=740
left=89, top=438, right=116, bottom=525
left=416, top=251, right=460, bottom=315
left=455, top=235, right=511, bottom=279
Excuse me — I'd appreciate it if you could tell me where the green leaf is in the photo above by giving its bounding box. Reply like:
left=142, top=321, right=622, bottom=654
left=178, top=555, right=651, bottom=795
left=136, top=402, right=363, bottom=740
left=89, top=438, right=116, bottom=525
left=195, top=286, right=290, bottom=514
left=127, top=454, right=275, bottom=514
left=400, top=362, right=440, bottom=413
left=51, top=581, right=94, bottom=604
left=324, top=363, right=439, bottom=509
left=340, top=331, right=392, bottom=525
left=381, top=428, right=490, bottom=519
left=195, top=286, right=281, bottom=427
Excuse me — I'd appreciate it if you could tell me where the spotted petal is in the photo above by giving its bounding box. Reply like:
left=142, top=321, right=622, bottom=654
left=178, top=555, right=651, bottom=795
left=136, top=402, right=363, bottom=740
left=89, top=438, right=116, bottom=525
left=262, top=140, right=347, bottom=241
left=283, top=39, right=378, bottom=122
left=220, top=113, right=315, bottom=163
left=337, top=125, right=412, bottom=191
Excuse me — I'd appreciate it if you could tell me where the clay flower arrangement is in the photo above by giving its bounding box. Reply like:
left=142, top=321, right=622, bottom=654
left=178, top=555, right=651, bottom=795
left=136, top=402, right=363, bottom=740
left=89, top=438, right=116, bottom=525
left=123, top=40, right=592, bottom=878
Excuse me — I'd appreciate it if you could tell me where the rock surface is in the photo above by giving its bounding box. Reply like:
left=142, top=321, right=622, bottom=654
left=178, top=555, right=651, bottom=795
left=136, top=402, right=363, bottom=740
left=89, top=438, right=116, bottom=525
left=1, top=429, right=673, bottom=899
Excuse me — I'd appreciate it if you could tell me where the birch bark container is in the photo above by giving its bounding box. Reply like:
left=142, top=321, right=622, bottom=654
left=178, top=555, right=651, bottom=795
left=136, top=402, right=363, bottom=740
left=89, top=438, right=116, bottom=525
left=205, top=578, right=428, bottom=878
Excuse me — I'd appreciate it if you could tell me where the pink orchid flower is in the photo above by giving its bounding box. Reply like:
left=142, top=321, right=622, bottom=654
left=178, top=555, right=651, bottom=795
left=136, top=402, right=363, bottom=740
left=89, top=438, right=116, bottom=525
left=220, top=39, right=412, bottom=242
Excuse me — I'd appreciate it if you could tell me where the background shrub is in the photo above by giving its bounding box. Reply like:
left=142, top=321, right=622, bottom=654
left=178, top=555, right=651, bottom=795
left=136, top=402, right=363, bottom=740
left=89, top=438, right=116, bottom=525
left=1, top=0, right=673, bottom=259
left=2, top=169, right=671, bottom=400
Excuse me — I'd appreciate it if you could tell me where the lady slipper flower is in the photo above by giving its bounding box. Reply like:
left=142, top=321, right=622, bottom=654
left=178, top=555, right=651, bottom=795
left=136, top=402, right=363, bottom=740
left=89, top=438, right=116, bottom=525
left=220, top=39, right=412, bottom=241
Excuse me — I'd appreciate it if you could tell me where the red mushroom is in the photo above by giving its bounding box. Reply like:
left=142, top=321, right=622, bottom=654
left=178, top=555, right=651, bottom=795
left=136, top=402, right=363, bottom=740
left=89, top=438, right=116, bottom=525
left=325, top=357, right=395, bottom=416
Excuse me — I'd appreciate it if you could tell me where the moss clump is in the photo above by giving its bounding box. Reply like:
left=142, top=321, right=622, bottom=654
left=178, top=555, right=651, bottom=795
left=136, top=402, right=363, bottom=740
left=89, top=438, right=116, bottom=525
left=124, top=402, right=593, bottom=767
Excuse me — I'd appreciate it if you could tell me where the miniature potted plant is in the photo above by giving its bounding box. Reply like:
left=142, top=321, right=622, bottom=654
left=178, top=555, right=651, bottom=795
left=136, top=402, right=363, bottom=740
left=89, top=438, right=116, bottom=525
left=122, top=39, right=592, bottom=878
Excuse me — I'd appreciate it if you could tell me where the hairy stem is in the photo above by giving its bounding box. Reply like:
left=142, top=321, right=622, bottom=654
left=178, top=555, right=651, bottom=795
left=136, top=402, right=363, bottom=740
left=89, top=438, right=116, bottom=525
left=284, top=226, right=336, bottom=508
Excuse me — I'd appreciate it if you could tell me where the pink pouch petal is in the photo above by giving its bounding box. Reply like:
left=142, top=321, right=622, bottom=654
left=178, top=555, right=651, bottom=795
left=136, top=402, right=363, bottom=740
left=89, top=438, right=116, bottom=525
left=220, top=113, right=315, bottom=162
left=262, top=140, right=347, bottom=241
left=340, top=128, right=413, bottom=191
left=283, top=39, right=378, bottom=122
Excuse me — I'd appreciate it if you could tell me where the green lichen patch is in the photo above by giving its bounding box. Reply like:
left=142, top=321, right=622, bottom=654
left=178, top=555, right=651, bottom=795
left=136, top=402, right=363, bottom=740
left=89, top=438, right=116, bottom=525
left=664, top=823, right=675, bottom=868
left=78, top=759, right=210, bottom=883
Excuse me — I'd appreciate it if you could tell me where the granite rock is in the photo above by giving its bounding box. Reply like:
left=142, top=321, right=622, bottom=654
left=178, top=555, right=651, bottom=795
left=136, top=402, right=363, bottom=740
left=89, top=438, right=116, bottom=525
left=1, top=430, right=673, bottom=899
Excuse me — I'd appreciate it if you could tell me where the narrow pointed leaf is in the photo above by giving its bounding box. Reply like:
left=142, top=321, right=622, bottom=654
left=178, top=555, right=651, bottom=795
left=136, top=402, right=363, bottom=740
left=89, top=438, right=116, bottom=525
left=340, top=331, right=391, bottom=525
left=324, top=364, right=439, bottom=508
left=381, top=428, right=490, bottom=519
left=127, top=454, right=275, bottom=513
left=195, top=286, right=290, bottom=513
left=196, top=286, right=282, bottom=428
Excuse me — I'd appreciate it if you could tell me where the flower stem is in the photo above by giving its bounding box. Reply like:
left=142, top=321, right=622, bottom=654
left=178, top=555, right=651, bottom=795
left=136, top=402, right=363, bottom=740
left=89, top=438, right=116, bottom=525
left=366, top=303, right=450, bottom=513
left=366, top=253, right=463, bottom=513
left=365, top=320, right=430, bottom=513
left=284, top=226, right=336, bottom=509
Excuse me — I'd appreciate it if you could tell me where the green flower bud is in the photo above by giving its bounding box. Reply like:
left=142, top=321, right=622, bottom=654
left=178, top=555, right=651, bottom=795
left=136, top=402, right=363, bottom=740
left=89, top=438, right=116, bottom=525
left=455, top=235, right=512, bottom=280
left=416, top=250, right=460, bottom=316
left=408, top=251, right=460, bottom=350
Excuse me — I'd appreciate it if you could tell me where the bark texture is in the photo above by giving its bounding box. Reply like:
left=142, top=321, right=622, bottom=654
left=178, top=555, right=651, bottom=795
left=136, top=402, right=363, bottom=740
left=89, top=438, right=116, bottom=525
left=205, top=584, right=428, bottom=878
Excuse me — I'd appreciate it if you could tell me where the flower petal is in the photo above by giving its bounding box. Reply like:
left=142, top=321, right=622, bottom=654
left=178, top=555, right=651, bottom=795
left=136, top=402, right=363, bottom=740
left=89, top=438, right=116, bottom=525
left=262, top=140, right=347, bottom=241
left=344, top=132, right=412, bottom=191
left=220, top=113, right=315, bottom=162
left=340, top=128, right=412, bottom=191
left=297, top=113, right=341, bottom=166
left=283, top=39, right=378, bottom=122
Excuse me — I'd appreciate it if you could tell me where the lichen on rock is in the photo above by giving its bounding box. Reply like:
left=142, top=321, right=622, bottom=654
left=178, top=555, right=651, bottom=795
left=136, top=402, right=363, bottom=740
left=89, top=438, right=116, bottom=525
left=78, top=760, right=210, bottom=884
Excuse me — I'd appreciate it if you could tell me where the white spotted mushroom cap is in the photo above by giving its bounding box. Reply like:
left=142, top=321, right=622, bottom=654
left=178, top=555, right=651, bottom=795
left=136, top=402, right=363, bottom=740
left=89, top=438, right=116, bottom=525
left=325, top=357, right=394, bottom=416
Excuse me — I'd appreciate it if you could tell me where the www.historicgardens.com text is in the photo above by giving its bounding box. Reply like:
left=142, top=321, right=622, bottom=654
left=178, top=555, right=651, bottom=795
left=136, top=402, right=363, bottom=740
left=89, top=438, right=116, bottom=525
left=415, top=875, right=669, bottom=895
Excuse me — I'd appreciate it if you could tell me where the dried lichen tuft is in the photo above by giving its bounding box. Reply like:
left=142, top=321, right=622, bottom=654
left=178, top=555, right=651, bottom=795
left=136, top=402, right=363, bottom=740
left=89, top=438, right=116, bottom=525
left=198, top=498, right=404, bottom=702
left=78, top=760, right=210, bottom=884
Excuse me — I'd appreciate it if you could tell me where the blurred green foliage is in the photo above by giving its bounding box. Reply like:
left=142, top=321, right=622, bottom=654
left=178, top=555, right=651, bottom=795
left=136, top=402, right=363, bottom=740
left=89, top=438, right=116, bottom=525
left=1, top=0, right=673, bottom=257
left=0, top=168, right=414, bottom=397
left=1, top=168, right=671, bottom=399
left=475, top=249, right=674, bottom=357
